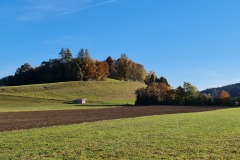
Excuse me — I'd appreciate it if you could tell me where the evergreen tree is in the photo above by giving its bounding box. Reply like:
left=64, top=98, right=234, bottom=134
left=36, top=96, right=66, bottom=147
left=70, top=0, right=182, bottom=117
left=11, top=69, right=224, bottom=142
left=77, top=48, right=92, bottom=80
left=121, top=53, right=128, bottom=59
left=150, top=74, right=156, bottom=84
left=157, top=76, right=170, bottom=86
left=77, top=48, right=91, bottom=61
left=59, top=48, right=73, bottom=63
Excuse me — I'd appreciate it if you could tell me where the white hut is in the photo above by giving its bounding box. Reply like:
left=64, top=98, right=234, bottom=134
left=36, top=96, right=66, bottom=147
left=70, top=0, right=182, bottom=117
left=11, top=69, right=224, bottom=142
left=74, top=98, right=87, bottom=104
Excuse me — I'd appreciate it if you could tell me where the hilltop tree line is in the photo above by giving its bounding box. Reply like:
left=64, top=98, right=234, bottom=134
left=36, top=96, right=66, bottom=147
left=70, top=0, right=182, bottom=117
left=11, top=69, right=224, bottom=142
left=136, top=72, right=239, bottom=106
left=201, top=83, right=240, bottom=97
left=0, top=48, right=146, bottom=86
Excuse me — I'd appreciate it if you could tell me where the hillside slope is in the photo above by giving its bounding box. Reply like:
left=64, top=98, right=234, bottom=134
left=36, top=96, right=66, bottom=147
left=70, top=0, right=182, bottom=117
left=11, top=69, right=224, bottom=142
left=201, top=83, right=240, bottom=97
left=0, top=79, right=146, bottom=104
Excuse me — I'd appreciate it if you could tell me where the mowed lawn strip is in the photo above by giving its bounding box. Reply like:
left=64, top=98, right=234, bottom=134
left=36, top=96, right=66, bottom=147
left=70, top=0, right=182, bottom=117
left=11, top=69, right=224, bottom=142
left=0, top=108, right=240, bottom=159
left=0, top=106, right=223, bottom=132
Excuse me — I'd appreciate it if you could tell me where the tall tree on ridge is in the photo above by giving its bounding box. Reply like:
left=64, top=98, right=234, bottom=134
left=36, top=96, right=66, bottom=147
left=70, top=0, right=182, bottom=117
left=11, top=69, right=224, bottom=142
left=59, top=48, right=73, bottom=63
left=106, top=56, right=117, bottom=79
left=15, top=63, right=35, bottom=85
left=15, top=63, right=33, bottom=75
left=77, top=48, right=92, bottom=80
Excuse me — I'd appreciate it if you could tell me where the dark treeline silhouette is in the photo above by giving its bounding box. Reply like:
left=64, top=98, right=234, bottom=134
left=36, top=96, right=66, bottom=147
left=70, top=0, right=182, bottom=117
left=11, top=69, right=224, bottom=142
left=0, top=48, right=146, bottom=86
left=136, top=72, right=239, bottom=106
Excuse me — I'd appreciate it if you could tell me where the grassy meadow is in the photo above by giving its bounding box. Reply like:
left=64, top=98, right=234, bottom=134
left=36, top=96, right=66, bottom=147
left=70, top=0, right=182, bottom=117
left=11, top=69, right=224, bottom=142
left=0, top=108, right=240, bottom=159
left=0, top=95, right=109, bottom=112
left=0, top=79, right=145, bottom=112
left=1, top=80, right=239, bottom=159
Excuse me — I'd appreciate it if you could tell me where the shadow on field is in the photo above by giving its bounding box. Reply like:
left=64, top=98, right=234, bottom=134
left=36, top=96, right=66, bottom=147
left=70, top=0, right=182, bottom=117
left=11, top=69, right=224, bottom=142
left=64, top=101, right=134, bottom=107
left=63, top=100, right=134, bottom=107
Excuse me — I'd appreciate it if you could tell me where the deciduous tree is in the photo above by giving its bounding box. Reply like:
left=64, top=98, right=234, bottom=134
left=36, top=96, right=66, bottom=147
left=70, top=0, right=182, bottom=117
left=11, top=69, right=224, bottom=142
left=218, top=90, right=230, bottom=99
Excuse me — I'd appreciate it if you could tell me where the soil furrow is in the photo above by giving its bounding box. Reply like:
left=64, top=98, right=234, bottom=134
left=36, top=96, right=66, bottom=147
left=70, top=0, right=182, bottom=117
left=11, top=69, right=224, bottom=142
left=0, top=106, right=224, bottom=132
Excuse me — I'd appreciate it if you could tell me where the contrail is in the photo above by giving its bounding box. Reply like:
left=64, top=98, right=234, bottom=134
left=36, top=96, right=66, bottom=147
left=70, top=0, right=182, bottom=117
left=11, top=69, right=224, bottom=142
left=51, top=0, right=116, bottom=18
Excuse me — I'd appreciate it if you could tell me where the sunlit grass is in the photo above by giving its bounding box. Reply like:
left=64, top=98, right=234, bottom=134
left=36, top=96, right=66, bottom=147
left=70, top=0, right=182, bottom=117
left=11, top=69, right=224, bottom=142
left=0, top=79, right=145, bottom=105
left=0, top=108, right=240, bottom=159
left=0, top=95, right=110, bottom=112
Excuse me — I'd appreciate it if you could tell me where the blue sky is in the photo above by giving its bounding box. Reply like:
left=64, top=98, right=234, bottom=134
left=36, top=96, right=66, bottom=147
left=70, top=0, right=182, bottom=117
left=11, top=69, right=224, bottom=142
left=0, top=0, right=240, bottom=90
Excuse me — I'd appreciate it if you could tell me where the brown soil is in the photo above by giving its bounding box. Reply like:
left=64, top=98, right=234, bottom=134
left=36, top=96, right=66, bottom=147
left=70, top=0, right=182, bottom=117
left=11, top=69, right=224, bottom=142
left=0, top=106, right=225, bottom=132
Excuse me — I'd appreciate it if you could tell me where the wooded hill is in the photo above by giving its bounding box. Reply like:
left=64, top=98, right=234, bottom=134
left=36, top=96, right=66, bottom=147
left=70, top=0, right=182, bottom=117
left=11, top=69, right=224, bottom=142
left=201, top=83, right=240, bottom=97
left=0, top=48, right=146, bottom=86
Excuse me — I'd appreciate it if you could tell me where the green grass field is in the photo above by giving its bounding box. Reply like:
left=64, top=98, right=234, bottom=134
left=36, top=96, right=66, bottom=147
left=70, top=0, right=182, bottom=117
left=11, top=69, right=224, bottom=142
left=0, top=79, right=145, bottom=103
left=0, top=95, right=110, bottom=112
left=0, top=79, right=145, bottom=112
left=1, top=108, right=240, bottom=159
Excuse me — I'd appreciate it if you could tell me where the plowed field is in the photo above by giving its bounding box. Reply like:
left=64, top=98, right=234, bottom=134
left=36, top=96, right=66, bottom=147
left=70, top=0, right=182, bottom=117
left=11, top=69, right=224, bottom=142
left=0, top=106, right=224, bottom=132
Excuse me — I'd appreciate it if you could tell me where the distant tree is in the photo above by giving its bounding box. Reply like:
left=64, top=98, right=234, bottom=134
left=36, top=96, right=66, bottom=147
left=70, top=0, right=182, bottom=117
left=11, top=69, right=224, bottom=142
left=106, top=56, right=114, bottom=67
left=213, top=90, right=232, bottom=106
left=135, top=81, right=172, bottom=105
left=59, top=48, right=73, bottom=63
left=71, top=59, right=83, bottom=81
left=95, top=61, right=109, bottom=80
left=77, top=48, right=91, bottom=62
left=0, top=75, right=15, bottom=86
left=121, top=53, right=128, bottom=59
left=115, top=57, right=129, bottom=80
left=134, top=64, right=146, bottom=81
left=77, top=48, right=92, bottom=80
left=135, top=80, right=236, bottom=106
left=36, top=59, right=63, bottom=83
left=106, top=54, right=146, bottom=82
left=15, top=63, right=33, bottom=75
left=14, top=63, right=35, bottom=85
left=59, top=48, right=65, bottom=57
left=149, top=72, right=157, bottom=84
left=196, top=93, right=212, bottom=106
left=182, top=82, right=199, bottom=105
left=86, top=61, right=97, bottom=80
left=183, top=82, right=198, bottom=96
left=145, top=71, right=157, bottom=85
left=158, top=83, right=171, bottom=92
left=218, top=90, right=230, bottom=99
left=106, top=56, right=117, bottom=78
left=175, top=86, right=185, bottom=105
left=201, top=83, right=240, bottom=98
left=157, top=76, right=170, bottom=86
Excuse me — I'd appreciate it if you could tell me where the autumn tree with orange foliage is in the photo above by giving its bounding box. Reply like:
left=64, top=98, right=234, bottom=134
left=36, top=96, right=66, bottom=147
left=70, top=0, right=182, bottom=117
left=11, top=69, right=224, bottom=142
left=218, top=90, right=230, bottom=99
left=135, top=81, right=235, bottom=106
left=106, top=54, right=146, bottom=82
left=86, top=61, right=97, bottom=80
left=95, top=61, right=109, bottom=80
